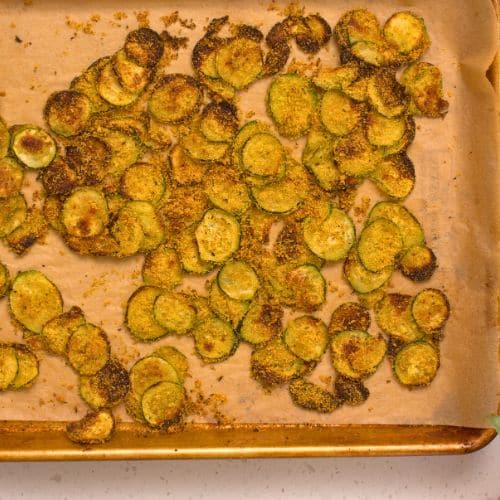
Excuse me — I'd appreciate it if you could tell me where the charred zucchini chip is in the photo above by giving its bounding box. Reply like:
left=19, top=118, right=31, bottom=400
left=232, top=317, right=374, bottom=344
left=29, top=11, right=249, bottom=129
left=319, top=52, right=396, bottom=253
left=329, top=302, right=371, bottom=335
left=181, top=126, right=229, bottom=162
left=262, top=41, right=290, bottom=77
left=209, top=280, right=249, bottom=329
left=97, top=61, right=139, bottom=107
left=41, top=306, right=85, bottom=356
left=142, top=244, right=182, bottom=290
left=289, top=378, right=340, bottom=413
left=10, top=344, right=38, bottom=390
left=0, top=195, right=27, bottom=237
left=0, top=118, right=10, bottom=158
left=320, top=91, right=360, bottom=136
left=126, top=286, right=167, bottom=341
left=9, top=270, right=63, bottom=334
left=110, top=205, right=144, bottom=257
left=242, top=133, right=285, bottom=178
left=141, top=381, right=185, bottom=427
left=152, top=345, right=189, bottom=382
left=113, top=49, right=152, bottom=93
left=5, top=207, right=48, bottom=255
left=130, top=356, right=179, bottom=398
left=303, top=206, right=355, bottom=261
left=375, top=293, right=424, bottom=342
left=44, top=90, right=92, bottom=137
left=66, top=410, right=115, bottom=445
left=125, top=28, right=164, bottom=68
left=0, top=345, right=18, bottom=391
left=358, top=218, right=403, bottom=272
left=192, top=36, right=222, bottom=78
left=286, top=264, right=326, bottom=312
left=393, top=341, right=439, bottom=387
left=148, top=74, right=201, bottom=124
left=195, top=209, right=240, bottom=263
left=334, top=8, right=382, bottom=49
left=343, top=248, right=393, bottom=294
left=284, top=315, right=328, bottom=362
left=67, top=323, right=110, bottom=376
left=399, top=245, right=436, bottom=281
left=153, top=292, right=196, bottom=334
left=215, top=37, right=263, bottom=89
left=267, top=73, right=317, bottom=139
left=236, top=24, right=264, bottom=42
left=0, top=157, right=23, bottom=198
left=120, top=162, right=165, bottom=204
left=176, top=228, right=214, bottom=274
left=126, top=201, right=164, bottom=252
left=62, top=188, right=109, bottom=238
left=200, top=101, right=238, bottom=143
left=366, top=111, right=406, bottom=147
left=334, top=375, right=369, bottom=406
left=313, top=62, right=359, bottom=91
left=193, top=317, right=238, bottom=363
left=383, top=12, right=430, bottom=61
left=369, top=153, right=415, bottom=199
left=295, top=14, right=331, bottom=54
left=0, top=263, right=10, bottom=297
left=411, top=288, right=450, bottom=333
left=11, top=125, right=56, bottom=169
left=40, top=157, right=78, bottom=197
left=367, top=69, right=409, bottom=117
left=240, top=296, right=283, bottom=345
left=218, top=260, right=260, bottom=301
left=169, top=144, right=207, bottom=186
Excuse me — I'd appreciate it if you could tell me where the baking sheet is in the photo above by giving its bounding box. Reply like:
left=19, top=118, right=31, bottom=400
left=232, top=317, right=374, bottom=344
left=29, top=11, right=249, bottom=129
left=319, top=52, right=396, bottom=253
left=0, top=0, right=497, bottom=429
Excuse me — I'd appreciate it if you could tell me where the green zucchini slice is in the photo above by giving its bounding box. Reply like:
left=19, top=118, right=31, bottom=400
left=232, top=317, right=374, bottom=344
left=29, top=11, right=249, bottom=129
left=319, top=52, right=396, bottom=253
left=289, top=379, right=340, bottom=413
left=329, top=302, right=371, bottom=335
left=375, top=293, right=424, bottom=342
left=303, top=207, right=355, bottom=261
left=231, top=120, right=271, bottom=167
left=367, top=70, right=408, bottom=117
left=0, top=118, right=10, bottom=158
left=215, top=37, right=263, bottom=89
left=350, top=40, right=396, bottom=67
left=267, top=73, right=317, bottom=139
left=284, top=315, right=328, bottom=362
left=334, top=375, right=369, bottom=406
left=62, top=188, right=109, bottom=238
left=358, top=218, right=403, bottom=272
left=44, top=90, right=92, bottom=137
left=97, top=61, right=139, bottom=106
left=218, top=260, right=260, bottom=301
left=6, top=207, right=48, bottom=256
left=192, top=36, right=222, bottom=78
left=126, top=286, right=167, bottom=341
left=9, top=270, right=63, bottom=334
left=0, top=345, right=18, bottom=390
left=241, top=133, right=284, bottom=178
left=209, top=280, right=249, bottom=329
left=120, top=162, right=165, bottom=204
left=200, top=101, right=238, bottom=142
left=113, top=49, right=152, bottom=93
left=141, top=381, right=185, bottom=427
left=41, top=307, right=86, bottom=356
left=411, top=288, right=450, bottom=333
left=169, top=144, right=207, bottom=186
left=11, top=125, right=56, bottom=169
left=393, top=341, right=439, bottom=387
left=313, top=63, right=359, bottom=91
left=148, top=74, right=201, bottom=124
left=193, top=316, right=238, bottom=363
left=0, top=157, right=23, bottom=198
left=10, top=344, right=38, bottom=390
left=110, top=205, right=144, bottom=257
left=100, top=129, right=142, bottom=177
left=383, top=116, right=415, bottom=156
left=142, top=244, right=182, bottom=289
left=130, top=356, right=179, bottom=398
left=153, top=292, right=196, bottom=334
left=124, top=28, right=164, bottom=68
left=195, top=209, right=240, bottom=263
left=152, top=345, right=189, bottom=382
left=126, top=201, right=164, bottom=252
left=366, top=111, right=406, bottom=147
left=67, top=323, right=110, bottom=376
left=383, top=12, right=429, bottom=61
left=399, top=245, right=436, bottom=281
left=239, top=296, right=283, bottom=345
left=0, top=263, right=9, bottom=297
left=320, top=90, right=360, bottom=136
left=369, top=154, right=415, bottom=200
left=199, top=74, right=237, bottom=101
left=66, top=410, right=114, bottom=445
left=343, top=248, right=392, bottom=294
left=286, top=264, right=326, bottom=312
left=176, top=228, right=214, bottom=275
left=181, top=127, right=229, bottom=162
left=334, top=8, right=381, bottom=48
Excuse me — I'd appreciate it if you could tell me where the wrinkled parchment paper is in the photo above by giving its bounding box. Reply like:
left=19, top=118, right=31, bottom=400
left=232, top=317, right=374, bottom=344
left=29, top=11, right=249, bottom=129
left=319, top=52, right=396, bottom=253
left=0, top=0, right=497, bottom=428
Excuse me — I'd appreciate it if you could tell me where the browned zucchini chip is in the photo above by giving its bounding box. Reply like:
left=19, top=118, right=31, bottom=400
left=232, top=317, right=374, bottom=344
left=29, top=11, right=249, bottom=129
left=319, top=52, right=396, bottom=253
left=334, top=375, right=369, bottom=406
left=67, top=323, right=110, bottom=376
left=113, top=49, right=152, bottom=93
left=193, top=316, right=238, bottom=363
left=393, top=341, right=439, bottom=387
left=125, top=200, right=164, bottom=252
left=126, top=286, right=167, bottom=341
left=110, top=205, right=144, bottom=257
left=141, top=381, right=185, bottom=427
left=295, top=15, right=331, bottom=54
left=124, top=27, right=164, bottom=68
left=284, top=315, right=328, bottom=362
left=208, top=280, right=249, bottom=329
left=0, top=194, right=27, bottom=237
left=266, top=20, right=291, bottom=47
left=313, top=62, right=359, bottom=91
left=142, top=244, right=182, bottom=290
left=97, top=61, right=139, bottom=107
left=350, top=40, right=398, bottom=67
left=41, top=306, right=86, bottom=356
left=192, top=36, right=223, bottom=77
left=44, top=90, right=92, bottom=137
left=66, top=409, right=115, bottom=445
left=366, top=111, right=406, bottom=147
left=181, top=125, right=229, bottom=162
left=411, top=288, right=450, bottom=333
left=262, top=41, right=291, bottom=77
left=367, top=69, right=409, bottom=117
left=236, top=24, right=264, bottom=43
left=399, top=245, right=436, bottom=281
left=369, top=153, right=415, bottom=199
left=334, top=8, right=382, bottom=49
left=43, top=196, right=64, bottom=232
left=10, top=344, right=38, bottom=390
left=320, top=90, right=361, bottom=136
left=120, top=162, right=165, bottom=204
left=152, top=345, right=189, bottom=382
left=198, top=74, right=237, bottom=101
left=130, top=355, right=180, bottom=398
left=10, top=125, right=56, bottom=170
left=289, top=378, right=340, bottom=413
left=169, top=144, right=207, bottom=186
left=0, top=345, right=18, bottom=391
left=5, top=207, right=48, bottom=255
left=64, top=232, right=119, bottom=257
left=176, top=227, right=214, bottom=275
left=329, top=302, right=371, bottom=335
left=0, top=263, right=10, bottom=297
left=153, top=291, right=196, bottom=334
left=0, top=157, right=23, bottom=199
left=40, top=157, right=78, bottom=197
left=239, top=294, right=283, bottom=345
left=200, top=101, right=238, bottom=143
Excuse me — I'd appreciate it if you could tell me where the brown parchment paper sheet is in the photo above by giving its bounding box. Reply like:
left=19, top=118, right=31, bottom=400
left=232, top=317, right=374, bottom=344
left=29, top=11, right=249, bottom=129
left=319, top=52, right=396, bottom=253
left=0, top=0, right=497, bottom=428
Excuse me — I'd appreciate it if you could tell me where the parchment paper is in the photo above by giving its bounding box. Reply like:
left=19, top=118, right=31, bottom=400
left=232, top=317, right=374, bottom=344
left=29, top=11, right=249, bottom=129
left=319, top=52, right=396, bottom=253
left=0, top=0, right=497, bottom=428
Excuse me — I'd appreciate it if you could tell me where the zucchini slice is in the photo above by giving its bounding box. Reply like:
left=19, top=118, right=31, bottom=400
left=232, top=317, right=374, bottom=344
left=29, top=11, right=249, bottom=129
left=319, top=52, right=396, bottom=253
left=41, top=157, right=78, bottom=197
left=215, top=37, right=263, bottom=89
left=9, top=270, right=63, bottom=334
left=289, top=379, right=340, bottom=413
left=110, top=205, right=144, bottom=257
left=369, top=154, right=415, bottom=200
left=176, top=228, right=214, bottom=275
left=198, top=74, right=237, bottom=101
left=383, top=116, right=415, bottom=156
left=383, top=12, right=429, bottom=61
left=267, top=73, right=317, bottom=139
left=334, top=8, right=381, bottom=48
left=195, top=209, right=240, bottom=263
left=366, top=111, right=406, bottom=147
left=263, top=41, right=290, bottom=77
left=125, top=286, right=167, bottom=341
left=142, top=244, right=182, bottom=290
left=10, top=344, right=38, bottom=390
left=286, top=264, right=326, bottom=312
left=284, top=315, right=328, bottom=362
left=193, top=316, right=238, bottom=363
left=303, top=207, right=355, bottom=261
left=41, top=307, right=86, bottom=356
left=181, top=127, right=229, bottom=162
left=218, top=260, right=260, bottom=301
left=295, top=14, right=331, bottom=54
left=0, top=263, right=9, bottom=297
left=313, top=63, right=359, bottom=91
left=411, top=288, right=450, bottom=333
left=239, top=296, right=283, bottom=345
left=120, top=162, right=165, bottom=204
left=334, top=375, right=369, bottom=406
left=67, top=323, right=110, bottom=376
left=343, top=248, right=392, bottom=294
left=62, top=188, right=109, bottom=238
left=66, top=410, right=115, bottom=445
left=375, top=293, right=424, bottom=342
left=329, top=302, right=371, bottom=335
left=11, top=125, right=56, bottom=169
left=169, top=144, right=207, bottom=186
left=0, top=345, right=18, bottom=390
left=367, top=201, right=425, bottom=250
left=153, top=292, right=196, bottom=334
left=43, top=196, right=64, bottom=232
left=0, top=118, right=10, bottom=158
left=367, top=70, right=408, bottom=117
left=209, top=280, right=249, bottom=329
left=113, top=49, right=152, bottom=93
left=97, top=61, right=139, bottom=107
left=152, top=345, right=189, bottom=382
left=320, top=90, right=360, bottom=136
left=124, top=28, right=164, bottom=68
left=100, top=128, right=142, bottom=177
left=141, top=381, right=185, bottom=427
left=44, top=90, right=92, bottom=137
left=358, top=218, right=403, bottom=272
left=350, top=40, right=397, bottom=67
left=399, top=245, right=436, bottom=281
left=148, top=74, right=201, bottom=124
left=126, top=201, right=164, bottom=252
left=231, top=120, right=271, bottom=167
left=0, top=194, right=27, bottom=237
left=393, top=341, right=439, bottom=387
left=200, top=101, right=238, bottom=143
left=130, top=356, right=179, bottom=398
left=241, top=133, right=284, bottom=178
left=192, top=36, right=222, bottom=78
left=5, top=207, right=48, bottom=256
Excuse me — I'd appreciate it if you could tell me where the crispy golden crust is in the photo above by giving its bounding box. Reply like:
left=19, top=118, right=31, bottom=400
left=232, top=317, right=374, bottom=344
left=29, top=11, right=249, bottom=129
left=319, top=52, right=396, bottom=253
left=5, top=208, right=48, bottom=255
left=125, top=28, right=164, bottom=68
left=334, top=375, right=370, bottom=406
left=44, top=90, right=92, bottom=137
left=295, top=15, right=331, bottom=54
left=40, top=157, right=79, bottom=197
left=289, top=378, right=340, bottom=413
left=329, top=302, right=371, bottom=335
left=263, top=41, right=291, bottom=77
left=200, top=101, right=238, bottom=142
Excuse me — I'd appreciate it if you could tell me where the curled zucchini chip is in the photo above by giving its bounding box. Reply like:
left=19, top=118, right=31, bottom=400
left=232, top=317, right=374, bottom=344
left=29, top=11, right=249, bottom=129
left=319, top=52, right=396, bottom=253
left=10, top=344, right=38, bottom=390
left=367, top=69, right=409, bottom=118
left=375, top=293, right=424, bottom=342
left=62, top=188, right=109, bottom=238
left=399, top=245, right=436, bottom=281
left=97, top=61, right=139, bottom=107
left=411, top=288, right=450, bottom=333
left=343, top=248, right=393, bottom=294
left=240, top=295, right=283, bottom=345
left=320, top=90, right=360, bottom=136
left=40, top=157, right=78, bottom=197
left=0, top=345, right=19, bottom=390
left=334, top=375, right=369, bottom=406
left=366, top=111, right=406, bottom=147
left=67, top=323, right=110, bottom=376
left=125, top=28, right=164, bottom=68
left=195, top=208, right=240, bottom=263
left=209, top=280, right=249, bottom=329
left=181, top=126, right=229, bottom=162
left=113, top=49, right=152, bottom=93
left=142, top=381, right=185, bottom=427
left=193, top=316, right=238, bottom=363
left=383, top=12, right=429, bottom=62
left=130, top=356, right=179, bottom=398
left=44, top=90, right=92, bottom=137
left=0, top=157, right=23, bottom=198
left=66, top=134, right=111, bottom=185
left=200, top=101, right=238, bottom=143
left=152, top=345, right=189, bottom=382
left=393, top=341, right=439, bottom=387
left=126, top=286, right=167, bottom=341
left=215, top=37, right=263, bottom=89
left=148, top=74, right=201, bottom=124
left=218, top=260, right=260, bottom=301
left=6, top=207, right=48, bottom=256
left=334, top=8, right=382, bottom=49
left=329, top=302, right=371, bottom=335
left=369, top=153, right=415, bottom=200
left=126, top=201, right=164, bottom=252
left=142, top=244, right=182, bottom=290
left=0, top=263, right=9, bottom=297
left=284, top=315, right=328, bottom=362
left=120, top=162, right=165, bottom=204
left=242, top=133, right=285, bottom=178
left=110, top=205, right=144, bottom=257
left=313, top=62, right=359, bottom=91
left=41, top=306, right=85, bottom=356
left=0, top=117, right=10, bottom=158
left=169, top=144, right=207, bottom=186
left=66, top=409, right=115, bottom=445
left=295, top=14, right=331, bottom=54
left=11, top=125, right=56, bottom=169
left=153, top=292, right=196, bottom=334
left=9, top=270, right=63, bottom=334
left=176, top=228, right=214, bottom=275
left=289, top=378, right=340, bottom=413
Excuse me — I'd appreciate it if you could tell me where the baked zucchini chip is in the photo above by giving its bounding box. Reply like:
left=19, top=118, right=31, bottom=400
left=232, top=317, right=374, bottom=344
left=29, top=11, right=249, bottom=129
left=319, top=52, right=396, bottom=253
left=320, top=90, right=361, bottom=136
left=113, top=49, right=152, bottom=93
left=153, top=292, right=196, bottom=334
left=411, top=288, right=450, bottom=333
left=289, top=378, right=340, bottom=413
left=181, top=126, right=229, bottom=162
left=343, top=248, right=393, bottom=294
left=313, top=62, right=359, bottom=91
left=208, top=280, right=249, bottom=329
left=239, top=295, right=283, bottom=345
left=295, top=14, right=331, bottom=54
left=241, top=132, right=285, bottom=178
left=130, top=355, right=180, bottom=398
left=0, top=262, right=10, bottom=297
left=125, top=201, right=164, bottom=252
left=193, top=316, right=238, bottom=363
left=365, top=111, right=406, bottom=147
left=10, top=125, right=56, bottom=169
left=0, top=345, right=18, bottom=391
left=152, top=345, right=189, bottom=382
left=169, top=144, right=207, bottom=186
left=218, top=260, right=260, bottom=301
left=5, top=207, right=48, bottom=255
left=334, top=375, right=369, bottom=406
left=9, top=270, right=63, bottom=334
left=334, top=8, right=382, bottom=49
left=284, top=315, right=328, bottom=362
left=142, top=244, right=182, bottom=289
left=367, top=69, right=409, bottom=117
left=0, top=117, right=10, bottom=158
left=110, top=205, right=144, bottom=257
left=66, top=409, right=115, bottom=445
left=192, top=35, right=222, bottom=78
left=286, top=264, right=326, bottom=312
left=393, top=341, right=439, bottom=387
left=9, top=344, right=38, bottom=390
left=262, top=41, right=290, bottom=77
left=126, top=286, right=167, bottom=341
left=231, top=120, right=271, bottom=167
left=329, top=302, right=371, bottom=335
left=399, top=245, right=436, bottom=281
left=200, top=101, right=238, bottom=143
left=0, top=194, right=27, bottom=237
left=176, top=228, right=214, bottom=275
left=369, top=153, right=415, bottom=200
left=267, top=73, right=317, bottom=139
left=44, top=90, right=92, bottom=137
left=124, top=28, right=164, bottom=68
left=67, top=323, right=110, bottom=376
left=120, top=162, right=165, bottom=204
left=40, top=157, right=78, bottom=197
left=97, top=61, right=139, bottom=107
left=141, top=381, right=185, bottom=427
left=43, top=196, right=64, bottom=232
left=41, top=306, right=86, bottom=356
left=102, top=128, right=142, bottom=177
